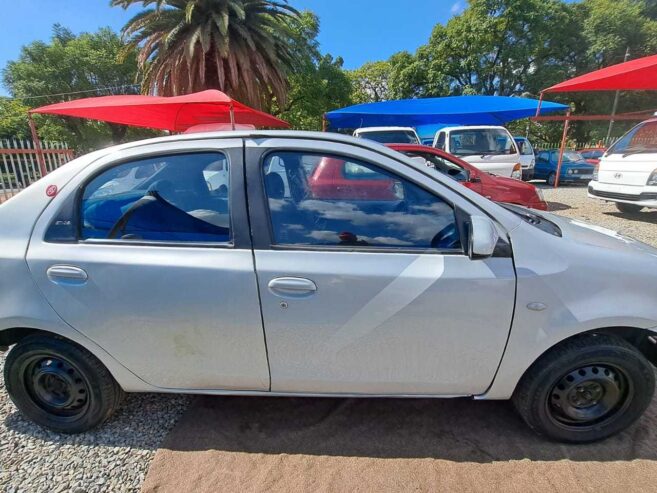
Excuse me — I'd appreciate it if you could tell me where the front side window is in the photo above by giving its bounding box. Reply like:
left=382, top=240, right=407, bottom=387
left=515, top=138, right=534, bottom=155
left=81, top=152, right=230, bottom=243
left=436, top=132, right=446, bottom=150
left=263, top=152, right=461, bottom=250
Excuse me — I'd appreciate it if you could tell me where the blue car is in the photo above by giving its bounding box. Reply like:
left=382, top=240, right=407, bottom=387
left=534, top=149, right=595, bottom=186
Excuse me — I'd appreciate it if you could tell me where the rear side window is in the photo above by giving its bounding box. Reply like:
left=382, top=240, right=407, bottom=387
left=262, top=151, right=461, bottom=250
left=80, top=152, right=230, bottom=243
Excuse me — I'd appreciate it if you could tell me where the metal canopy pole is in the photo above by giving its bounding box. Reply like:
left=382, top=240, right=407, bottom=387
left=554, top=109, right=572, bottom=188
left=606, top=47, right=631, bottom=141
left=27, top=114, right=48, bottom=178
left=229, top=102, right=235, bottom=130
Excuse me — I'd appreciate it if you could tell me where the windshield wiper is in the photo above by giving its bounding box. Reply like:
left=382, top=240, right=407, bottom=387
left=621, top=148, right=655, bottom=157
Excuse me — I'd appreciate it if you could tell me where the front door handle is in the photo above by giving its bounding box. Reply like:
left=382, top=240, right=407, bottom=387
left=268, top=277, right=317, bottom=298
left=47, top=265, right=88, bottom=284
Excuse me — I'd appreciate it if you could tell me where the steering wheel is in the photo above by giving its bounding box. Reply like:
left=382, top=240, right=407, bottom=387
left=107, top=192, right=165, bottom=239
left=430, top=223, right=460, bottom=249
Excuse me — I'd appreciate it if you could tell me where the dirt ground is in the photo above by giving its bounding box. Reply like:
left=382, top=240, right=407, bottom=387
left=143, top=185, right=657, bottom=493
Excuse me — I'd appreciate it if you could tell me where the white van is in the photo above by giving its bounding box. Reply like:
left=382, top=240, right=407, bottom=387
left=353, top=126, right=420, bottom=144
left=432, top=125, right=521, bottom=179
left=588, top=118, right=657, bottom=213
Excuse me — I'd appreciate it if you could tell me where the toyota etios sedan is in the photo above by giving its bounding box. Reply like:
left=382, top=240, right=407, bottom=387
left=2, top=131, right=657, bottom=443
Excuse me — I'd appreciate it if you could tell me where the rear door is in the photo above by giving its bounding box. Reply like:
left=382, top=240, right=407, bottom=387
left=27, top=138, right=270, bottom=391
left=245, top=137, right=516, bottom=396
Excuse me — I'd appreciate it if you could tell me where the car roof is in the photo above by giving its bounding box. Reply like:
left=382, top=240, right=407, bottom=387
left=437, top=125, right=510, bottom=132
left=354, top=126, right=417, bottom=133
left=97, top=130, right=396, bottom=155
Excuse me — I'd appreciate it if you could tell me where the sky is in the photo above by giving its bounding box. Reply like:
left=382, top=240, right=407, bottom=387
left=0, top=0, right=466, bottom=96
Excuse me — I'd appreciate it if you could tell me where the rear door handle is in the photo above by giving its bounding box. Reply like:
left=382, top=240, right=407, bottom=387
left=268, top=277, right=317, bottom=298
left=47, top=265, right=88, bottom=284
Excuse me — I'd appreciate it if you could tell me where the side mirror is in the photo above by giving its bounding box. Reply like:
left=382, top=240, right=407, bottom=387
left=469, top=216, right=499, bottom=259
left=469, top=173, right=480, bottom=183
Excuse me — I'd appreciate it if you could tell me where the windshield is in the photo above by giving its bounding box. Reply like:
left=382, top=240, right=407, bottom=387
left=607, top=121, right=657, bottom=155
left=359, top=130, right=419, bottom=144
left=403, top=151, right=469, bottom=182
left=562, top=151, right=585, bottom=163
left=500, top=203, right=562, bottom=237
left=581, top=149, right=604, bottom=159
left=449, top=128, right=517, bottom=156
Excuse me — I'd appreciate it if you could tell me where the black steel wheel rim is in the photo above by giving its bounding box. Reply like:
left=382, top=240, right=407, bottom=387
left=547, top=364, right=632, bottom=429
left=22, top=354, right=90, bottom=418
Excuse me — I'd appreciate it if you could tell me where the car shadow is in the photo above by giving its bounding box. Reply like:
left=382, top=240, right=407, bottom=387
left=547, top=202, right=572, bottom=212
left=149, top=393, right=657, bottom=463
left=605, top=210, right=657, bottom=224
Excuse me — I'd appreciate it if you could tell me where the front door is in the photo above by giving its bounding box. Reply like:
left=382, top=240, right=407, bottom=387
left=27, top=139, right=270, bottom=391
left=246, top=139, right=516, bottom=395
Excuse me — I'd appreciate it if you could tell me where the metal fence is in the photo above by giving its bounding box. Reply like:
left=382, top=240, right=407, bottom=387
left=536, top=137, right=617, bottom=151
left=0, top=139, right=74, bottom=203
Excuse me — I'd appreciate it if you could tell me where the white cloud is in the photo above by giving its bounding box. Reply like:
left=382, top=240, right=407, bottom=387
left=450, top=1, right=463, bottom=14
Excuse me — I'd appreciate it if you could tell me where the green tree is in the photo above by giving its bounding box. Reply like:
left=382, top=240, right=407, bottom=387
left=3, top=25, right=152, bottom=151
left=113, top=0, right=305, bottom=109
left=275, top=12, right=352, bottom=129
left=348, top=61, right=392, bottom=103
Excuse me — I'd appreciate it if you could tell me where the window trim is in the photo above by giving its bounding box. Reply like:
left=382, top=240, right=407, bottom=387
left=48, top=149, right=238, bottom=249
left=258, top=149, right=466, bottom=255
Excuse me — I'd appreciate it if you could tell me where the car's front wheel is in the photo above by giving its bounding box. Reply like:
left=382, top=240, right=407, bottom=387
left=4, top=334, right=124, bottom=434
left=513, top=334, right=654, bottom=443
left=546, top=172, right=557, bottom=186
left=616, top=202, right=643, bottom=213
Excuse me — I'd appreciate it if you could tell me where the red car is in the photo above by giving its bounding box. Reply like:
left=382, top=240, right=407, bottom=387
left=579, top=147, right=606, bottom=165
left=388, top=144, right=548, bottom=210
left=308, top=156, right=401, bottom=200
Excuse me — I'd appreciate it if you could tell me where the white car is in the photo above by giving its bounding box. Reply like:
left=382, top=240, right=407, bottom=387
left=433, top=125, right=522, bottom=179
left=514, top=136, right=536, bottom=181
left=353, top=126, right=420, bottom=144
left=2, top=131, right=657, bottom=444
left=589, top=118, right=657, bottom=213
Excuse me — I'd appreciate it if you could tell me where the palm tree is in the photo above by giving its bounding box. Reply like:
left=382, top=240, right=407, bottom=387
left=112, top=0, right=303, bottom=108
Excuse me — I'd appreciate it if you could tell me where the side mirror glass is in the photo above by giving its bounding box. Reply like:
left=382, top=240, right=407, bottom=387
left=469, top=216, right=499, bottom=259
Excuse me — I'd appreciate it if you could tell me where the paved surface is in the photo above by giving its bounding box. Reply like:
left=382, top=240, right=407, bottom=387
left=142, top=393, right=657, bottom=493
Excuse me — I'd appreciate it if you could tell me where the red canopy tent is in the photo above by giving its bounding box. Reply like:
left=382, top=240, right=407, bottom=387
left=543, top=54, right=657, bottom=93
left=28, top=89, right=289, bottom=176
left=29, top=89, right=289, bottom=132
left=534, top=53, right=657, bottom=187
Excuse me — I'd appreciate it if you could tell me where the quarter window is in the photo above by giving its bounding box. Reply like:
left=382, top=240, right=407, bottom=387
left=262, top=152, right=461, bottom=250
left=80, top=152, right=230, bottom=243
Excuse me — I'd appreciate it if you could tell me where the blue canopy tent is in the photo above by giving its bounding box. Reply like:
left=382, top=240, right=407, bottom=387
left=325, top=96, right=567, bottom=142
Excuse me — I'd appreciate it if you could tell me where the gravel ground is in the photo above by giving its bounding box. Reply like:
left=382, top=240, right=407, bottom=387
left=540, top=183, right=657, bottom=247
left=0, top=354, right=190, bottom=493
left=1, top=183, right=656, bottom=493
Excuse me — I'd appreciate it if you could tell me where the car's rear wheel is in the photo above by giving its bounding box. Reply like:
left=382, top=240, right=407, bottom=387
left=4, top=335, right=124, bottom=434
left=513, top=334, right=654, bottom=443
left=616, top=202, right=643, bottom=213
left=547, top=172, right=556, bottom=186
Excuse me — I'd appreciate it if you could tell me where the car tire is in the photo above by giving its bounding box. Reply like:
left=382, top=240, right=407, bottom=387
left=4, top=334, right=124, bottom=434
left=616, top=202, right=643, bottom=213
left=546, top=172, right=556, bottom=186
left=512, top=333, right=654, bottom=443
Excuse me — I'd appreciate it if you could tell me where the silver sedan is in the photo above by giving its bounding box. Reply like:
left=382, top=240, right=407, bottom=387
left=1, top=131, right=656, bottom=443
